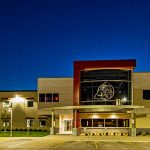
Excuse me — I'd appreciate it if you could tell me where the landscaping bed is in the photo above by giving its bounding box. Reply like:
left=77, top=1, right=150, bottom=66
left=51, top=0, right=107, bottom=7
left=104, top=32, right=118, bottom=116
left=0, top=130, right=49, bottom=137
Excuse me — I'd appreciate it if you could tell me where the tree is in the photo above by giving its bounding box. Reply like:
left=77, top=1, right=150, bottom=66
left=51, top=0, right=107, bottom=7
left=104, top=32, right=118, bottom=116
left=0, top=110, right=9, bottom=132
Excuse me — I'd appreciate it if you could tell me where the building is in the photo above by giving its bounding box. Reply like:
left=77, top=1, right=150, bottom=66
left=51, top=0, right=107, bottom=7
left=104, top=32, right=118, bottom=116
left=0, top=59, right=150, bottom=136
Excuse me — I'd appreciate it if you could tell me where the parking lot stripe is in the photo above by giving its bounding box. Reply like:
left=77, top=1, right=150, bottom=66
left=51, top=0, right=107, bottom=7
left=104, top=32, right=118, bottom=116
left=54, top=141, right=66, bottom=148
left=8, top=140, right=31, bottom=148
left=94, top=141, right=98, bottom=149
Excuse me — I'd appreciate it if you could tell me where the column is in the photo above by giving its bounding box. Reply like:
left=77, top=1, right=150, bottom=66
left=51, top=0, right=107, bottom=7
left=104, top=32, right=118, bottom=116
left=50, top=110, right=55, bottom=135
left=73, top=109, right=79, bottom=136
left=130, top=112, right=136, bottom=136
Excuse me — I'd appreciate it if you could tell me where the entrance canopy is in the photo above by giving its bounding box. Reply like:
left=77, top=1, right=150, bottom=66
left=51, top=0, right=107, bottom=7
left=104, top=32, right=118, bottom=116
left=43, top=105, right=145, bottom=113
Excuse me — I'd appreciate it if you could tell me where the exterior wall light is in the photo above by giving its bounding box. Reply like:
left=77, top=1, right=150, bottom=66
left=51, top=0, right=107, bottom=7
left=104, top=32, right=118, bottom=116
left=122, top=97, right=127, bottom=102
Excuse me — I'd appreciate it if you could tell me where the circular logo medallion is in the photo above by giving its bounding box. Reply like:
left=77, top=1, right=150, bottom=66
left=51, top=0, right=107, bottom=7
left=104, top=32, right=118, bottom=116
left=94, top=82, right=114, bottom=100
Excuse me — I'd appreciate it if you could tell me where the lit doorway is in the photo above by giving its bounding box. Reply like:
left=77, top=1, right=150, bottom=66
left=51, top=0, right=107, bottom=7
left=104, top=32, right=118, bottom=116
left=64, top=120, right=72, bottom=132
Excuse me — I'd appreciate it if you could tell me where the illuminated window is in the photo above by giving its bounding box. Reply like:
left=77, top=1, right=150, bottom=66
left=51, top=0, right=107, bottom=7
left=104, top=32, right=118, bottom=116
left=53, top=93, right=59, bottom=102
left=118, top=119, right=129, bottom=127
left=93, top=119, right=104, bottom=127
left=3, top=100, right=10, bottom=108
left=81, top=119, right=92, bottom=127
left=105, top=119, right=117, bottom=127
left=39, top=93, right=59, bottom=102
left=27, top=119, right=34, bottom=127
left=3, top=120, right=9, bottom=127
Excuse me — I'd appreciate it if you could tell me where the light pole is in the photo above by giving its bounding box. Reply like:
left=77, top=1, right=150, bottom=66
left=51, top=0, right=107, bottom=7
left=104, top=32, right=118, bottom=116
left=8, top=107, right=12, bottom=136
left=8, top=95, right=25, bottom=137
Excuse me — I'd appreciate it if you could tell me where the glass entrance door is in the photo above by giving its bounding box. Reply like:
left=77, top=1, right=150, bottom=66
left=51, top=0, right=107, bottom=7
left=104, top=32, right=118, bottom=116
left=64, top=120, right=72, bottom=132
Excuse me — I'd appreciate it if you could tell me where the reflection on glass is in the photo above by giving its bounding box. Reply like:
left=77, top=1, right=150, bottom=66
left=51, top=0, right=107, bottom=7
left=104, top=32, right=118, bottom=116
left=81, top=119, right=92, bottom=127
left=105, top=119, right=116, bottom=127
left=93, top=119, right=104, bottom=127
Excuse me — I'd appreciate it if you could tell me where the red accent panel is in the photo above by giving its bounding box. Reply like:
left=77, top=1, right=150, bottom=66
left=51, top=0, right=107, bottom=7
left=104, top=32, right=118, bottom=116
left=73, top=59, right=136, bottom=106
left=73, top=110, right=80, bottom=128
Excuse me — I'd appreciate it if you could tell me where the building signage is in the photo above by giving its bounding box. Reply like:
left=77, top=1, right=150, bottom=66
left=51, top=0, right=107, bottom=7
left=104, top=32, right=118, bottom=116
left=94, top=82, right=114, bottom=100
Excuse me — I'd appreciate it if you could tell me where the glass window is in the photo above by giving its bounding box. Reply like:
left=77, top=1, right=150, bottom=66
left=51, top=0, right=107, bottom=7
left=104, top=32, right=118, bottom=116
left=39, top=120, right=46, bottom=127
left=3, top=120, right=9, bottom=127
left=118, top=119, right=129, bottom=127
left=53, top=93, right=59, bottom=102
left=27, top=101, right=34, bottom=107
left=81, top=82, right=92, bottom=102
left=3, top=100, right=10, bottom=108
left=105, top=119, right=117, bottom=127
left=46, top=94, right=52, bottom=102
left=93, top=119, right=104, bottom=127
left=81, top=71, right=92, bottom=82
left=39, top=94, right=45, bottom=102
left=81, top=119, right=92, bottom=127
left=39, top=93, right=59, bottom=102
left=143, top=90, right=150, bottom=100
left=27, top=119, right=33, bottom=127
left=80, top=69, right=132, bottom=105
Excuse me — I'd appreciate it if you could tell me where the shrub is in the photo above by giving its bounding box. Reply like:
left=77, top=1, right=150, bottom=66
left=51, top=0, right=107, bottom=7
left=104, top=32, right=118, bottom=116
left=105, top=132, right=108, bottom=136
left=136, top=132, right=141, bottom=136
left=19, top=129, right=23, bottom=131
left=146, top=132, right=149, bottom=135
left=142, top=132, right=146, bottom=136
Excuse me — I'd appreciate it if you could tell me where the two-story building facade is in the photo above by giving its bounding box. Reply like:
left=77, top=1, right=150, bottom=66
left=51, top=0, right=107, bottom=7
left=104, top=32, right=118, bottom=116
left=0, top=59, right=150, bottom=136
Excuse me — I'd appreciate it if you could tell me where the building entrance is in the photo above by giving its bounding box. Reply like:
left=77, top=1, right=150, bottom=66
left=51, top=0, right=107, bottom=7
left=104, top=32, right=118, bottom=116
left=64, top=120, right=72, bottom=132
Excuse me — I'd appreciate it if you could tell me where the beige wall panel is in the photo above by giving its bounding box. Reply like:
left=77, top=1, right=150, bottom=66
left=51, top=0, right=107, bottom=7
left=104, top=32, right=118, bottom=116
left=136, top=114, right=150, bottom=128
left=133, top=73, right=150, bottom=107
left=38, top=78, right=73, bottom=108
left=0, top=91, right=38, bottom=129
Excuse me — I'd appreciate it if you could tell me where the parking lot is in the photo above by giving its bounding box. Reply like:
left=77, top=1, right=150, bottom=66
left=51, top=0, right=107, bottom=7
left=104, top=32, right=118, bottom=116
left=0, top=135, right=150, bottom=150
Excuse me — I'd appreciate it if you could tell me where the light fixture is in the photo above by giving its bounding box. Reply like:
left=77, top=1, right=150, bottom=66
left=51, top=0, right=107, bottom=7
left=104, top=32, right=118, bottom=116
left=110, top=114, right=117, bottom=118
left=11, top=95, right=25, bottom=103
left=122, top=97, right=127, bottom=102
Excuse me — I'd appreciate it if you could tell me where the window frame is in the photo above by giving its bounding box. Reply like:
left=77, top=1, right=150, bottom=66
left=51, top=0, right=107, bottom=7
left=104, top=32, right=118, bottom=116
left=26, top=119, right=34, bottom=127
left=143, top=90, right=150, bottom=100
left=3, top=100, right=10, bottom=108
left=39, top=120, right=46, bottom=127
left=27, top=100, right=34, bottom=107
left=39, top=93, right=59, bottom=102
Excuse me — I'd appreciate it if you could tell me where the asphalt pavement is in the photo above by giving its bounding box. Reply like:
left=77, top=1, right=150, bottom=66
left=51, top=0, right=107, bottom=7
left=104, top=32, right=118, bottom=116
left=0, top=135, right=150, bottom=150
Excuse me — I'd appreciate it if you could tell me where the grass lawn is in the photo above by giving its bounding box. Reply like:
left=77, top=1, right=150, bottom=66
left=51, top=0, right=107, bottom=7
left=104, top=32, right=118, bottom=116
left=0, top=131, right=49, bottom=137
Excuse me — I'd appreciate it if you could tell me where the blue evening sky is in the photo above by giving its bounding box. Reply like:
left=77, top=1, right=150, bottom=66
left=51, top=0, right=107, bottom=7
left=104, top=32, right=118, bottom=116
left=0, top=0, right=150, bottom=90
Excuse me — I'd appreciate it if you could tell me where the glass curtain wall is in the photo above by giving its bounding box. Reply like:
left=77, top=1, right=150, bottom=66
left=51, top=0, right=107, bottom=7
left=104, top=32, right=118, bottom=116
left=80, top=69, right=131, bottom=105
